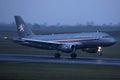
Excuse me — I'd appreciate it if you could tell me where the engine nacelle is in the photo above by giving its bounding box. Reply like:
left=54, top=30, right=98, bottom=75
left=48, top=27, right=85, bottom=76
left=58, top=44, right=75, bottom=53
left=82, top=48, right=98, bottom=53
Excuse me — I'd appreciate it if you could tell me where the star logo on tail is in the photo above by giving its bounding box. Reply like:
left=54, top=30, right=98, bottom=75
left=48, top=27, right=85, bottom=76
left=19, top=24, right=24, bottom=32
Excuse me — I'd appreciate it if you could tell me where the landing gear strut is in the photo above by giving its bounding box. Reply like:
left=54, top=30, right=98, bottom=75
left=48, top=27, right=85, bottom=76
left=54, top=53, right=61, bottom=59
left=97, top=46, right=102, bottom=56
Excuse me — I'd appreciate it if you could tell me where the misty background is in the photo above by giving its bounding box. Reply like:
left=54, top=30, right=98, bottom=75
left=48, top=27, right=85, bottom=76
left=0, top=0, right=120, bottom=25
left=0, top=0, right=120, bottom=38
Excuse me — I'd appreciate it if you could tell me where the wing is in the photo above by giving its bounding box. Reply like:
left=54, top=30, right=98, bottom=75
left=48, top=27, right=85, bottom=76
left=21, top=38, right=83, bottom=49
left=15, top=38, right=61, bottom=50
left=21, top=38, right=61, bottom=45
left=22, top=38, right=82, bottom=49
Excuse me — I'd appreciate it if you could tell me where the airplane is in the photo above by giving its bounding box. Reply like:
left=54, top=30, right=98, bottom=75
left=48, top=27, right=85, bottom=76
left=13, top=16, right=117, bottom=59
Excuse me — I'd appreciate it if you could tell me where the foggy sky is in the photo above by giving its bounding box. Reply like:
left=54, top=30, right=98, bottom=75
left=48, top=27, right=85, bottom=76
left=0, top=0, right=120, bottom=25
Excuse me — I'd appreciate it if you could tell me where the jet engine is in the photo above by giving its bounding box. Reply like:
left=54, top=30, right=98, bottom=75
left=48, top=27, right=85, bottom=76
left=59, top=44, right=75, bottom=53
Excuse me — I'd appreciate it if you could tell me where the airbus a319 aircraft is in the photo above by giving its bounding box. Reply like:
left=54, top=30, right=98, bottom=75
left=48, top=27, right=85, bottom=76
left=13, top=16, right=117, bottom=59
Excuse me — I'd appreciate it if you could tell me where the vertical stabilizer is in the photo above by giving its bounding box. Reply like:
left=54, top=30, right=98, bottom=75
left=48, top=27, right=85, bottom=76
left=15, top=16, right=34, bottom=38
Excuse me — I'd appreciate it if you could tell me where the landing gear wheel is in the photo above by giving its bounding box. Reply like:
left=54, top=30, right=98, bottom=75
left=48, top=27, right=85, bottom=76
left=71, top=53, right=77, bottom=59
left=98, top=53, right=102, bottom=56
left=54, top=53, right=61, bottom=59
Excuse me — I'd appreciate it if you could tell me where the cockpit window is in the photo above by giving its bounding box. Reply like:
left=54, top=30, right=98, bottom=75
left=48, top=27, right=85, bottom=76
left=102, top=36, right=110, bottom=38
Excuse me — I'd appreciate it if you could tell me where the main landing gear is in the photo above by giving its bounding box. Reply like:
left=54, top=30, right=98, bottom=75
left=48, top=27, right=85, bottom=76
left=54, top=53, right=61, bottom=59
left=71, top=53, right=77, bottom=59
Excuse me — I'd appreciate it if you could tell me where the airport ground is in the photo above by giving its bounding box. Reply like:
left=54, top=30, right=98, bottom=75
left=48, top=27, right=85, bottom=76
left=0, top=61, right=120, bottom=80
left=0, top=30, right=120, bottom=80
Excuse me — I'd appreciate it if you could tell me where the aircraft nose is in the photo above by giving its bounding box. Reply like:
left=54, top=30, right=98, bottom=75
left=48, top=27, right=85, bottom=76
left=110, top=38, right=117, bottom=44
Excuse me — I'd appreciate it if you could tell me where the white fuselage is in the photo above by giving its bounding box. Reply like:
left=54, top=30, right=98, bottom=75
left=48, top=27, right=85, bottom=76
left=26, top=32, right=116, bottom=48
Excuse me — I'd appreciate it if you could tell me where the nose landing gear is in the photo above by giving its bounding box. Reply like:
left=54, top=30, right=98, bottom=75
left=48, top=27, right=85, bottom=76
left=97, top=52, right=102, bottom=56
left=97, top=46, right=102, bottom=56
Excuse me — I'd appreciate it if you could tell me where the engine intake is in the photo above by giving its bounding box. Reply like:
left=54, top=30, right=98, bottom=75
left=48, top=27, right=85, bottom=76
left=58, top=44, right=75, bottom=53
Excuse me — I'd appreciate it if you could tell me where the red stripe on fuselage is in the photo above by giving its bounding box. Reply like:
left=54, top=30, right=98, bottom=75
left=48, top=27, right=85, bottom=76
left=53, top=39, right=96, bottom=42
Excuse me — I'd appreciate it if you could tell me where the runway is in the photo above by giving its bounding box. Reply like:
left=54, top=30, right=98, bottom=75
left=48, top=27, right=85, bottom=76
left=0, top=53, right=120, bottom=66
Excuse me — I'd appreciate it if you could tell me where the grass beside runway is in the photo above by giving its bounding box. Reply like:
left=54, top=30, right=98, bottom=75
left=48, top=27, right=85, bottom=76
left=0, top=61, right=120, bottom=80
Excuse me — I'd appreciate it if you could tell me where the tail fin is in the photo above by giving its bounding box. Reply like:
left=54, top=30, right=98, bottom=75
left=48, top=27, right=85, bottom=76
left=15, top=16, right=35, bottom=38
